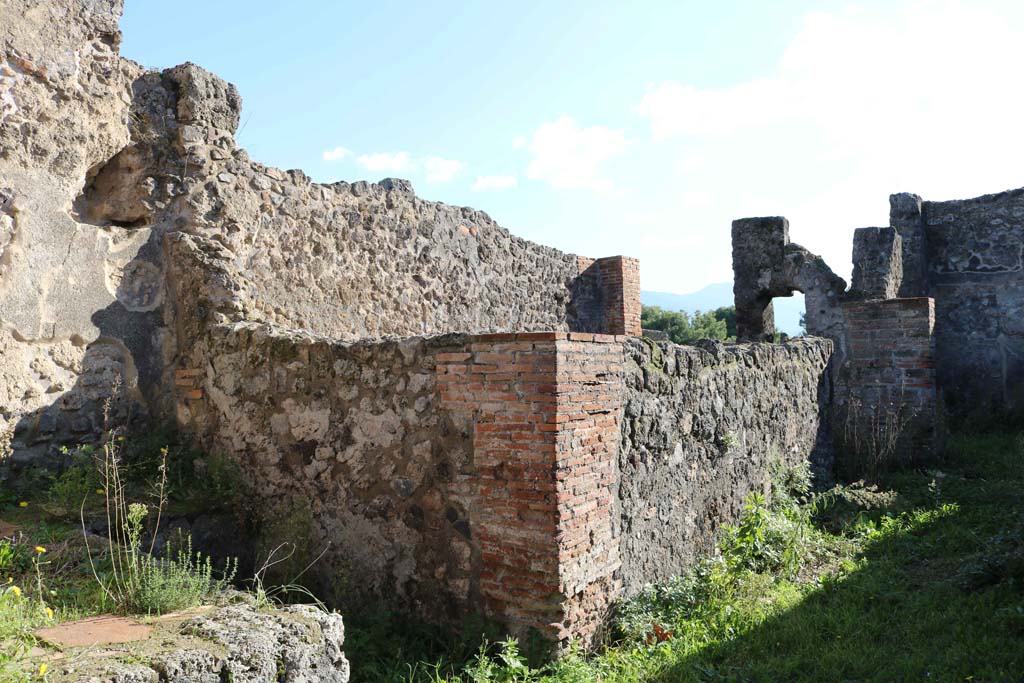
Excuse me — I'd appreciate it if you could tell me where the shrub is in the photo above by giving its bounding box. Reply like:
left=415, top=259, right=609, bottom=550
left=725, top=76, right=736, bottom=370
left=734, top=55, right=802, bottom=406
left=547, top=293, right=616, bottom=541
left=614, top=557, right=730, bottom=643
left=720, top=461, right=823, bottom=577
left=126, top=532, right=236, bottom=614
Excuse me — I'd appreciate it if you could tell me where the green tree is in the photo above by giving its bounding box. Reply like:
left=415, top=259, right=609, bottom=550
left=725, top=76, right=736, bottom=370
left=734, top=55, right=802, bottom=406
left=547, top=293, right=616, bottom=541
left=712, top=305, right=737, bottom=339
left=641, top=305, right=735, bottom=344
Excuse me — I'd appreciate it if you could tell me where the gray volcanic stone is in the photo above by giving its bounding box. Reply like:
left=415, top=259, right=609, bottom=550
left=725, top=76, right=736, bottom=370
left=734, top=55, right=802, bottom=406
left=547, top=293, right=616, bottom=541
left=48, top=600, right=349, bottom=683
left=617, top=336, right=834, bottom=588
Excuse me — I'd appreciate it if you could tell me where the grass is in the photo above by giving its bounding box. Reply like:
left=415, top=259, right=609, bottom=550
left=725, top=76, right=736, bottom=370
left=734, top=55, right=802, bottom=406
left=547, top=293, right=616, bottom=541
left=2, top=429, right=1022, bottom=681
left=0, top=520, right=94, bottom=683
left=345, top=430, right=1024, bottom=682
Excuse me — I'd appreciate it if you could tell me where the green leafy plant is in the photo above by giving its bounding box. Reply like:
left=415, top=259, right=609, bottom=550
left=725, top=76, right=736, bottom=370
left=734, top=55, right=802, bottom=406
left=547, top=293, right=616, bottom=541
left=48, top=444, right=101, bottom=511
left=615, top=556, right=731, bottom=644
left=127, top=532, right=237, bottom=614
left=0, top=539, right=31, bottom=575
left=720, top=461, right=825, bottom=577
left=463, top=639, right=532, bottom=683
left=0, top=581, right=57, bottom=683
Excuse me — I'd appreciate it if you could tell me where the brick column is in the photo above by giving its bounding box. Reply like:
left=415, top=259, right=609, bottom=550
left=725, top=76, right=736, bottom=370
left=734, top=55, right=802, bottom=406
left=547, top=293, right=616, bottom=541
left=436, top=332, right=624, bottom=646
left=839, top=298, right=939, bottom=473
left=553, top=335, right=623, bottom=641
left=595, top=256, right=642, bottom=337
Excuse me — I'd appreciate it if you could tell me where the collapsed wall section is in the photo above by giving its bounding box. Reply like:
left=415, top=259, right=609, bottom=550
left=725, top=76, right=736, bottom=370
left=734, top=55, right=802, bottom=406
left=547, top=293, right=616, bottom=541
left=617, top=337, right=834, bottom=587
left=731, top=206, right=947, bottom=472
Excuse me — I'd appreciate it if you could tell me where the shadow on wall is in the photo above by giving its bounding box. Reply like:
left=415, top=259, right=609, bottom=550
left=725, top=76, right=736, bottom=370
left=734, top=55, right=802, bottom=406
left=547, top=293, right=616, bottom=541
left=4, top=261, right=167, bottom=477
left=5, top=296, right=254, bottom=575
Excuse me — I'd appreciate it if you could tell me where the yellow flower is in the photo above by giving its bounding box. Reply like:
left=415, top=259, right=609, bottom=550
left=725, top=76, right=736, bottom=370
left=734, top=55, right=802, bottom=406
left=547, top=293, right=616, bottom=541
left=10, top=585, right=21, bottom=596
left=39, top=663, right=47, bottom=675
left=35, top=546, right=46, bottom=554
left=18, top=501, right=27, bottom=507
left=46, top=607, right=53, bottom=619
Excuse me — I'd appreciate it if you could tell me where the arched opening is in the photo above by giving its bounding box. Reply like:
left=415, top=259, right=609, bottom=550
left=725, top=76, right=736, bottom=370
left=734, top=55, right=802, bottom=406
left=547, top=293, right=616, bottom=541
left=771, top=291, right=806, bottom=340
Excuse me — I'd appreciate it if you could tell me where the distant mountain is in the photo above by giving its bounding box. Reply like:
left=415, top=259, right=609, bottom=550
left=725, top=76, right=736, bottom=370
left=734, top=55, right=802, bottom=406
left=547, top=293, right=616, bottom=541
left=641, top=283, right=805, bottom=337
left=641, top=283, right=734, bottom=314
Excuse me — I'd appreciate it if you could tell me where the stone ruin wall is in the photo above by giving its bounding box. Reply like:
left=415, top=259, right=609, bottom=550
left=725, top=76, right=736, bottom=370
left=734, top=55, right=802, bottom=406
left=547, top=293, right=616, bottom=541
left=731, top=212, right=939, bottom=468
left=167, top=214, right=834, bottom=644
left=618, top=337, right=833, bottom=588
left=170, top=312, right=833, bottom=643
left=1, top=0, right=841, bottom=648
left=730, top=186, right=1024, bottom=469
left=0, top=0, right=640, bottom=477
left=900, top=190, right=1024, bottom=417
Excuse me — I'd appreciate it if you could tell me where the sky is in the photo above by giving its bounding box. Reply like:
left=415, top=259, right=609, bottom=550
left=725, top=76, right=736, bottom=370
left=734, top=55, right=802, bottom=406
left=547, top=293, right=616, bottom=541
left=121, top=0, right=1024, bottom=296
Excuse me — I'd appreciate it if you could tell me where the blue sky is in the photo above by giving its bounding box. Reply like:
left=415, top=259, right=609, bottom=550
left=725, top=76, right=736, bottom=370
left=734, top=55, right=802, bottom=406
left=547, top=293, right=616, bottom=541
left=121, top=1, right=1024, bottom=296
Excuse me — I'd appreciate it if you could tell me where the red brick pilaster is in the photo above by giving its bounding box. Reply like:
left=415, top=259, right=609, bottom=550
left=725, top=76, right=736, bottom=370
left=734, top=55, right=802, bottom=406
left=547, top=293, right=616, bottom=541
left=595, top=256, right=642, bottom=337
left=839, top=297, right=940, bottom=468
left=435, top=332, right=624, bottom=646
left=553, top=336, right=623, bottom=641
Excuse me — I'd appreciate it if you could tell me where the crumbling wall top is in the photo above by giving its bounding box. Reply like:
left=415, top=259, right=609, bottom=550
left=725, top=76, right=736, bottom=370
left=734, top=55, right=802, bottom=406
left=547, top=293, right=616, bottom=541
left=731, top=216, right=846, bottom=342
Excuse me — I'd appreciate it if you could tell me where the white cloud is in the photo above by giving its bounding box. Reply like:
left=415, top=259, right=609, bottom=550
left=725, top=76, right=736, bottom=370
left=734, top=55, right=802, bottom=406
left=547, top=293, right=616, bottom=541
left=349, top=152, right=464, bottom=183
left=322, top=146, right=351, bottom=162
left=423, top=156, right=463, bottom=183
left=473, top=175, right=518, bottom=191
left=524, top=116, right=628, bottom=190
left=679, top=190, right=711, bottom=209
left=512, top=135, right=527, bottom=149
left=632, top=1, right=1024, bottom=289
left=356, top=152, right=412, bottom=173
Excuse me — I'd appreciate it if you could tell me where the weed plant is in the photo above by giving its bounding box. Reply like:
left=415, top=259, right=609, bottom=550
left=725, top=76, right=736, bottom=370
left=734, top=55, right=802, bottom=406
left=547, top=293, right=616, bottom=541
left=85, top=424, right=236, bottom=615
